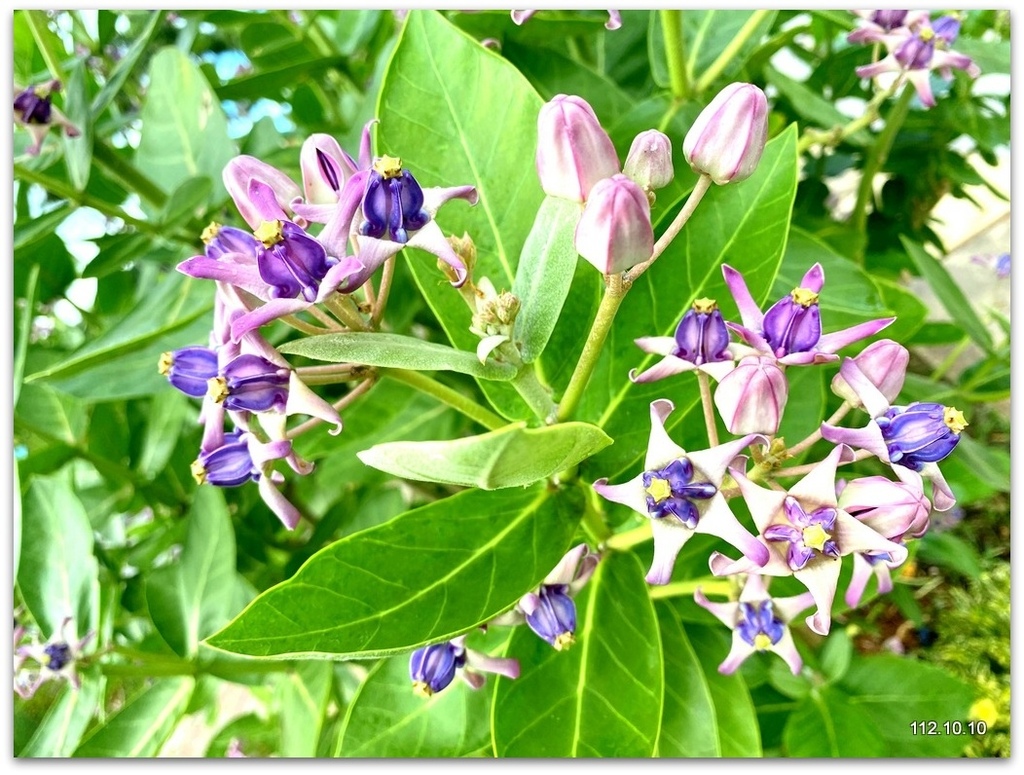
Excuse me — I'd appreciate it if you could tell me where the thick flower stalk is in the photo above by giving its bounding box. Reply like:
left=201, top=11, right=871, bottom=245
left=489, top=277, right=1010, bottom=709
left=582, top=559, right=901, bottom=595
left=630, top=297, right=739, bottom=384
left=710, top=444, right=909, bottom=635
left=723, top=262, right=895, bottom=365
left=490, top=544, right=599, bottom=650
left=593, top=400, right=769, bottom=585
left=409, top=635, right=520, bottom=697
left=821, top=357, right=964, bottom=511
left=683, top=83, right=769, bottom=185
left=695, top=574, right=814, bottom=675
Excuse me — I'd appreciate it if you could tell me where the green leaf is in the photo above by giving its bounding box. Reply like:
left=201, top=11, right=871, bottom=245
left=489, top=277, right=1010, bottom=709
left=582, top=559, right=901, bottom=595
left=837, top=654, right=975, bottom=757
left=15, top=383, right=90, bottom=446
left=511, top=197, right=584, bottom=364
left=91, top=11, right=164, bottom=116
left=72, top=678, right=194, bottom=757
left=492, top=551, right=663, bottom=757
left=916, top=532, right=983, bottom=579
left=280, top=332, right=516, bottom=381
left=819, top=630, right=853, bottom=683
left=279, top=662, right=334, bottom=757
left=357, top=422, right=612, bottom=490
left=946, top=432, right=1010, bottom=493
left=684, top=623, right=762, bottom=756
left=901, top=236, right=993, bottom=353
left=766, top=67, right=870, bottom=146
left=61, top=59, right=94, bottom=190
left=136, top=46, right=236, bottom=203
left=134, top=389, right=190, bottom=480
left=954, top=37, right=1010, bottom=75
left=17, top=677, right=103, bottom=758
left=17, top=473, right=99, bottom=638
left=207, top=484, right=581, bottom=659
left=147, top=487, right=237, bottom=658
left=336, top=630, right=508, bottom=757
left=783, top=686, right=888, bottom=757
left=378, top=10, right=545, bottom=420
left=584, top=127, right=798, bottom=478
left=13, top=262, right=38, bottom=408
left=655, top=602, right=720, bottom=757
left=160, top=176, right=214, bottom=227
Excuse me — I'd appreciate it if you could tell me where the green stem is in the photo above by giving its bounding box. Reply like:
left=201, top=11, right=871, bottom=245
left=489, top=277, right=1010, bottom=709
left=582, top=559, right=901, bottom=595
left=929, top=336, right=971, bottom=382
left=556, top=273, right=628, bottom=422
left=580, top=490, right=613, bottom=545
left=25, top=11, right=66, bottom=83
left=511, top=364, right=558, bottom=424
left=851, top=83, right=916, bottom=263
left=381, top=368, right=505, bottom=431
left=696, top=371, right=719, bottom=448
left=660, top=10, right=691, bottom=101
left=322, top=294, right=369, bottom=331
left=648, top=579, right=733, bottom=600
left=796, top=74, right=905, bottom=154
left=694, top=10, right=771, bottom=94
left=787, top=401, right=851, bottom=457
left=605, top=521, right=652, bottom=551
left=91, top=140, right=169, bottom=209
left=280, top=314, right=331, bottom=337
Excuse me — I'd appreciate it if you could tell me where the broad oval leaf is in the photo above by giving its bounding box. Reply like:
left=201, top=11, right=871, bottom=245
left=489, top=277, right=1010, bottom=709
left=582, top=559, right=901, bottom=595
left=206, top=484, right=581, bottom=659
left=581, top=126, right=798, bottom=479
left=357, top=421, right=612, bottom=490
left=492, top=551, right=663, bottom=757
left=378, top=10, right=545, bottom=420
left=147, top=486, right=237, bottom=658
left=511, top=196, right=584, bottom=364
left=280, top=331, right=516, bottom=381
left=783, top=686, right=888, bottom=757
left=17, top=473, right=100, bottom=639
left=72, top=678, right=194, bottom=757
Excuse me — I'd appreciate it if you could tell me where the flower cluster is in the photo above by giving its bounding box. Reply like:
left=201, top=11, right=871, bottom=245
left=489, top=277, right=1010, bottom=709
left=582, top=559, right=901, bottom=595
left=13, top=79, right=81, bottom=156
left=14, top=617, right=93, bottom=699
left=162, top=120, right=478, bottom=527
left=593, top=258, right=966, bottom=674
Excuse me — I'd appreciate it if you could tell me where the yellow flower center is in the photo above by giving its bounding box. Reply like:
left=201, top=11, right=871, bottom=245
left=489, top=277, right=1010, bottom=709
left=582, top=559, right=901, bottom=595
left=553, top=632, right=576, bottom=651
left=790, top=287, right=819, bottom=307
left=753, top=633, right=773, bottom=651
left=158, top=351, right=174, bottom=376
left=201, top=221, right=222, bottom=244
left=645, top=477, right=672, bottom=503
left=190, top=460, right=207, bottom=485
left=412, top=681, right=433, bottom=698
left=944, top=406, right=968, bottom=434
left=207, top=376, right=229, bottom=404
left=919, top=26, right=936, bottom=42
left=33, top=84, right=52, bottom=98
left=254, top=219, right=283, bottom=247
left=373, top=154, right=404, bottom=180
left=693, top=297, right=718, bottom=314
left=802, top=524, right=831, bottom=552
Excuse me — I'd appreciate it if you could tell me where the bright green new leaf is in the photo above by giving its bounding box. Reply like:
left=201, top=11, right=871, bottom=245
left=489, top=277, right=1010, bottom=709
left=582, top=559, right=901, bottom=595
left=61, top=60, right=93, bottom=190
left=492, top=552, right=663, bottom=757
left=72, top=678, right=194, bottom=757
left=280, top=332, right=517, bottom=381
left=357, top=421, right=612, bottom=489
left=207, top=484, right=580, bottom=659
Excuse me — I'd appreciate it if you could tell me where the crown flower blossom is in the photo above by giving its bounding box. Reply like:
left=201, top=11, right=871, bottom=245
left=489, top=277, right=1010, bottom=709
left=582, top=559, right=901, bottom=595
left=630, top=298, right=738, bottom=384
left=820, top=358, right=963, bottom=511
left=14, top=617, right=94, bottom=699
left=722, top=262, right=895, bottom=366
left=14, top=79, right=81, bottom=156
left=710, top=444, right=908, bottom=636
left=409, top=635, right=520, bottom=698
left=695, top=574, right=814, bottom=675
left=593, top=400, right=770, bottom=585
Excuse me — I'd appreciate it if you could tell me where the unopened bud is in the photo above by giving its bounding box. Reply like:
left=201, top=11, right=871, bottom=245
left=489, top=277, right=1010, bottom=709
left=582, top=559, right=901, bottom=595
left=536, top=94, right=620, bottom=203
left=574, top=174, right=654, bottom=275
left=623, top=129, right=674, bottom=199
left=444, top=232, right=477, bottom=280
left=832, top=339, right=909, bottom=406
left=713, top=356, right=788, bottom=435
left=683, top=83, right=769, bottom=185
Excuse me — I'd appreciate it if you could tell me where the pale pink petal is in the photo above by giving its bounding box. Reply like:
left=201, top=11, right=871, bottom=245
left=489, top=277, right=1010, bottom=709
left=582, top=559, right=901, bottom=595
left=816, top=317, right=895, bottom=354
left=788, top=444, right=854, bottom=507
left=629, top=355, right=696, bottom=384
left=646, top=519, right=695, bottom=585
left=544, top=544, right=589, bottom=586
left=845, top=553, right=874, bottom=608
left=644, top=399, right=687, bottom=469
left=820, top=422, right=889, bottom=462
left=689, top=433, right=768, bottom=488
left=721, top=264, right=764, bottom=329
left=771, top=629, right=804, bottom=675
left=794, top=559, right=842, bottom=635
left=286, top=373, right=343, bottom=435
left=771, top=591, right=815, bottom=624
left=694, top=497, right=770, bottom=567
left=718, top=634, right=757, bottom=674
left=258, top=477, right=301, bottom=529
left=694, top=587, right=740, bottom=628
left=593, top=475, right=648, bottom=517
left=634, top=335, right=678, bottom=356
left=465, top=650, right=520, bottom=680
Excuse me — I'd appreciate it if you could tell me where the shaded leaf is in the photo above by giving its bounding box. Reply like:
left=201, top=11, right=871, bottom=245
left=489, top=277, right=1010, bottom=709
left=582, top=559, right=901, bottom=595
left=72, top=678, right=194, bottom=757
left=17, top=676, right=104, bottom=758
left=279, top=662, right=334, bottom=757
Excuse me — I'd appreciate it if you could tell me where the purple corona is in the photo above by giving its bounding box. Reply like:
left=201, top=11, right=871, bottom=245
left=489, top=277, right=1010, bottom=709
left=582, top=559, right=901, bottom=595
left=409, top=641, right=464, bottom=697
left=191, top=430, right=260, bottom=487
left=642, top=458, right=717, bottom=527
left=208, top=354, right=290, bottom=413
left=764, top=497, right=842, bottom=571
left=159, top=346, right=219, bottom=398
left=736, top=600, right=785, bottom=651
left=254, top=219, right=336, bottom=302
left=761, top=286, right=822, bottom=357
left=524, top=585, right=578, bottom=651
left=359, top=155, right=431, bottom=244
left=877, top=403, right=967, bottom=471
left=202, top=222, right=261, bottom=260
left=675, top=298, right=731, bottom=365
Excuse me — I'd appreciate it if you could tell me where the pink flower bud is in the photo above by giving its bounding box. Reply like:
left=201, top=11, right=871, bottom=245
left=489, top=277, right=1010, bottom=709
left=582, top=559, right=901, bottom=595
left=713, top=356, right=788, bottom=434
left=536, top=94, right=620, bottom=203
left=831, top=339, right=909, bottom=406
left=683, top=83, right=769, bottom=185
left=837, top=475, right=931, bottom=539
left=574, top=174, right=654, bottom=275
left=623, top=129, right=674, bottom=194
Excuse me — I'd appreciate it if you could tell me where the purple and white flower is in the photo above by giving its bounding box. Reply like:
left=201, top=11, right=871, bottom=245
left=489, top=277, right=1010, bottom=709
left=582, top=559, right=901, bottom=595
left=630, top=297, right=740, bottom=384
left=409, top=634, right=520, bottom=697
left=15, top=616, right=93, bottom=699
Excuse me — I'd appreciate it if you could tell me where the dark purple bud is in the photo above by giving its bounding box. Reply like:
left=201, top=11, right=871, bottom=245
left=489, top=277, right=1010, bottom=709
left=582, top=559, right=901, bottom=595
left=765, top=496, right=840, bottom=570
left=525, top=586, right=577, bottom=651
left=13, top=81, right=60, bottom=125
left=761, top=286, right=821, bottom=357
left=931, top=16, right=961, bottom=46
left=870, top=10, right=908, bottom=31
left=642, top=457, right=716, bottom=527
left=359, top=156, right=431, bottom=244
left=159, top=346, right=219, bottom=398
left=409, top=641, right=465, bottom=697
left=191, top=431, right=260, bottom=487
left=673, top=298, right=731, bottom=365
left=876, top=403, right=967, bottom=471
left=208, top=354, right=290, bottom=413
left=736, top=601, right=785, bottom=650
left=43, top=643, right=73, bottom=671
left=254, top=219, right=334, bottom=302
left=895, top=30, right=936, bottom=69
left=202, top=222, right=260, bottom=260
